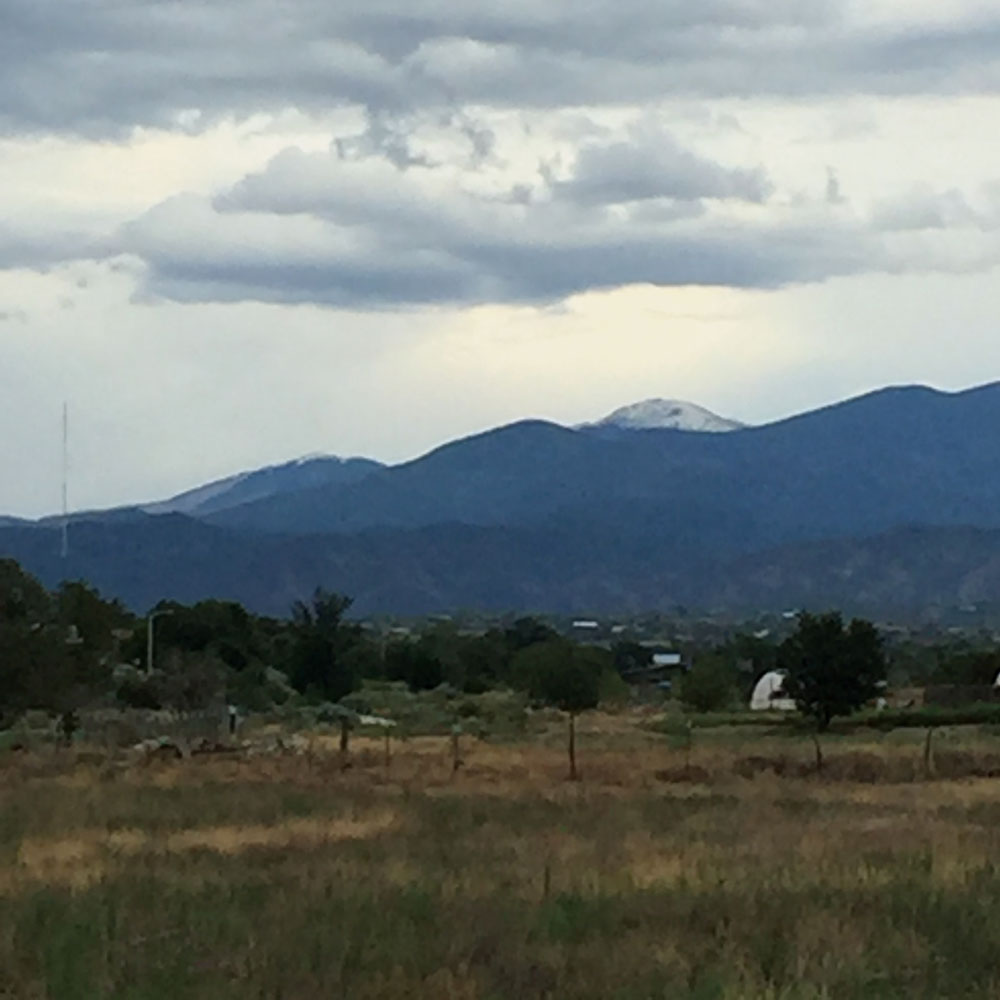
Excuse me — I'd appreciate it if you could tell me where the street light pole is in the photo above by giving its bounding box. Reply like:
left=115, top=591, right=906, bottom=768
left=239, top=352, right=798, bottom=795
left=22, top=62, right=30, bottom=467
left=146, top=609, right=174, bottom=675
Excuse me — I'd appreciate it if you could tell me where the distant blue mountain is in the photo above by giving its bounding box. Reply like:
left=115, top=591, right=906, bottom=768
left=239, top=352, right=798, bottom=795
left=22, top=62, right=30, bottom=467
left=206, top=383, right=1000, bottom=555
left=3, top=514, right=1000, bottom=619
left=5, top=382, right=1000, bottom=616
left=142, top=454, right=383, bottom=517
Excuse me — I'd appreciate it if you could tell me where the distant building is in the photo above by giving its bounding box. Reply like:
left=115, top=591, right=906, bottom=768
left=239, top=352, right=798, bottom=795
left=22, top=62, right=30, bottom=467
left=750, top=670, right=797, bottom=711
left=572, top=620, right=600, bottom=630
left=622, top=650, right=684, bottom=688
left=651, top=652, right=682, bottom=668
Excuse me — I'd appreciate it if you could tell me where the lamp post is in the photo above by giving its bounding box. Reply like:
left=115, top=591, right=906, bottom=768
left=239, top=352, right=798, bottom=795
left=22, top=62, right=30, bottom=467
left=146, top=609, right=174, bottom=675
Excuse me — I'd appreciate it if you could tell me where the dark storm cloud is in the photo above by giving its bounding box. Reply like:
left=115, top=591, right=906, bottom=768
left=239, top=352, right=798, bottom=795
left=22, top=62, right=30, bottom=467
left=2, top=1, right=1000, bottom=135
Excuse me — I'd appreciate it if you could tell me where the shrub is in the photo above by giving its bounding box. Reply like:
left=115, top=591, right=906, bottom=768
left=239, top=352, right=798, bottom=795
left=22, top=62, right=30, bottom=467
left=679, top=655, right=737, bottom=713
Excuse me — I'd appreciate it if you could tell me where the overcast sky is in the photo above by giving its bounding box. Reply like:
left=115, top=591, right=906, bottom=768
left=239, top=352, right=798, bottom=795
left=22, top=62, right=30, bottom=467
left=3, top=0, right=1000, bottom=516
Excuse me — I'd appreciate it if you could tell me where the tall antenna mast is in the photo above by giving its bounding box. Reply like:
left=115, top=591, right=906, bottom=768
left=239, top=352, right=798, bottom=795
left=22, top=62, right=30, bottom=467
left=61, top=402, right=69, bottom=560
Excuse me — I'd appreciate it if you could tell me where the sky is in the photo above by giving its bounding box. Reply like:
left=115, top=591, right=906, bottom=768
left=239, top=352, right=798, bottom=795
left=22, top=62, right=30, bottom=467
left=3, top=0, right=1000, bottom=516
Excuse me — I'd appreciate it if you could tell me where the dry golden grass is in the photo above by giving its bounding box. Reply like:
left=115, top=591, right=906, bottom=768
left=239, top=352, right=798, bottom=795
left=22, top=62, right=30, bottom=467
left=5, top=716, right=1000, bottom=998
left=11, top=810, right=400, bottom=892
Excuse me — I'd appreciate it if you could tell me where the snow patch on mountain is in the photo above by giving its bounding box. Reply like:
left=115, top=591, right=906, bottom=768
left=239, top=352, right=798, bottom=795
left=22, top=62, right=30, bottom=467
left=142, top=454, right=379, bottom=518
left=591, top=399, right=747, bottom=433
left=142, top=473, right=253, bottom=516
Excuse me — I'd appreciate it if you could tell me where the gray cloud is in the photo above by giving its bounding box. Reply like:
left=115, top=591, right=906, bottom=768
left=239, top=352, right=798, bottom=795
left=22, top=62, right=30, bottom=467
left=872, top=189, right=984, bottom=232
left=0, top=221, right=107, bottom=270
left=4, top=115, right=997, bottom=310
left=3, top=1, right=1000, bottom=136
left=556, top=129, right=772, bottom=205
left=4, top=2, right=999, bottom=309
left=117, top=137, right=880, bottom=308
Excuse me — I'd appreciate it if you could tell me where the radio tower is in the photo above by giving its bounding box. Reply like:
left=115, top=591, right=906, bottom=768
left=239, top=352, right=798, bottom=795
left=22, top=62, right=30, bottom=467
left=61, top=402, right=69, bottom=560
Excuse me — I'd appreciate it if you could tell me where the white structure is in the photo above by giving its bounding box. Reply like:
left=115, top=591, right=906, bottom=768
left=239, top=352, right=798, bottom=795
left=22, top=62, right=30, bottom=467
left=357, top=714, right=397, bottom=728
left=750, top=670, right=797, bottom=712
left=652, top=652, right=682, bottom=668
left=993, top=669, right=1000, bottom=688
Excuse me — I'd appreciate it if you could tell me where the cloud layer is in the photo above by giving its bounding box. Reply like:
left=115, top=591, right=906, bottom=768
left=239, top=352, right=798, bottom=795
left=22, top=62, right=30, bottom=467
left=0, top=1, right=997, bottom=309
left=4, top=1, right=1000, bottom=136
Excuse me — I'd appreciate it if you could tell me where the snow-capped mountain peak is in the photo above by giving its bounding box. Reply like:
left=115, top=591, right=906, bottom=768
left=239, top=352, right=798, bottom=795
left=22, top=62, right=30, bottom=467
left=593, top=399, right=746, bottom=433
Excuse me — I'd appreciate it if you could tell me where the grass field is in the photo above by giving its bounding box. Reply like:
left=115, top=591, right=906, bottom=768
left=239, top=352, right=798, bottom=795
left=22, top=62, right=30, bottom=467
left=5, top=714, right=1000, bottom=998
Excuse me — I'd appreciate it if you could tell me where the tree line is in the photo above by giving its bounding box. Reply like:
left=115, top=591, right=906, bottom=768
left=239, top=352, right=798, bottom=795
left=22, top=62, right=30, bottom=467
left=0, top=561, right=614, bottom=738
left=10, top=555, right=999, bottom=746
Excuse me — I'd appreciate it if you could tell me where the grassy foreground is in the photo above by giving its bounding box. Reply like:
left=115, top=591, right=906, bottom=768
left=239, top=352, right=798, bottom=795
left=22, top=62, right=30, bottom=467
left=5, top=718, right=1000, bottom=998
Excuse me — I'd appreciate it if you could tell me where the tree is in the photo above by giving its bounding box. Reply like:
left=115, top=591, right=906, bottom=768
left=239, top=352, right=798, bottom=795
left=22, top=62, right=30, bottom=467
left=504, top=616, right=558, bottom=653
left=679, top=653, right=737, bottom=713
left=0, top=559, right=51, bottom=624
left=456, top=629, right=509, bottom=693
left=384, top=639, right=443, bottom=691
left=287, top=589, right=359, bottom=701
left=933, top=647, right=1000, bottom=686
left=0, top=563, right=114, bottom=727
left=56, top=580, right=126, bottom=655
left=513, top=640, right=602, bottom=780
left=318, top=702, right=359, bottom=761
left=779, top=612, right=886, bottom=731
left=611, top=640, right=652, bottom=678
left=292, top=590, right=355, bottom=639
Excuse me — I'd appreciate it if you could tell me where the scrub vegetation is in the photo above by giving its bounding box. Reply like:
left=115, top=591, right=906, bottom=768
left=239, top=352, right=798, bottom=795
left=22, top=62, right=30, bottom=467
left=6, top=718, right=1000, bottom=999
left=8, top=556, right=1000, bottom=997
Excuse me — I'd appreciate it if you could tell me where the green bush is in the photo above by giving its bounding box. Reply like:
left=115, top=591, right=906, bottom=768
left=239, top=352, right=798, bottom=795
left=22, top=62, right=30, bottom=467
left=678, top=655, right=737, bottom=713
left=856, top=704, right=1000, bottom=729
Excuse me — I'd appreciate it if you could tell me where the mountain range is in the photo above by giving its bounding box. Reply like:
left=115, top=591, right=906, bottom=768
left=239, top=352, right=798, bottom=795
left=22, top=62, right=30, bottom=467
left=4, top=387, right=1000, bottom=619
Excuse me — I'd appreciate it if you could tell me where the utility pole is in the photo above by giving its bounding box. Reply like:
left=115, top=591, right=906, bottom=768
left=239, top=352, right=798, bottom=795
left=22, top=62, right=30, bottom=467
left=146, top=609, right=174, bottom=674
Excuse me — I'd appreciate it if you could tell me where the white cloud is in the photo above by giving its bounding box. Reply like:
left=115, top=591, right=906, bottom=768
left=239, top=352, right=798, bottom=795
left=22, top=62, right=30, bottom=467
left=872, top=187, right=987, bottom=231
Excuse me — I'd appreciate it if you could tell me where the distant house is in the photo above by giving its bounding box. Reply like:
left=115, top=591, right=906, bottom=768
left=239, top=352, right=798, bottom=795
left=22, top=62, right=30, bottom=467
left=621, top=650, right=684, bottom=688
left=572, top=620, right=600, bottom=630
left=651, top=652, right=682, bottom=668
left=750, top=670, right=797, bottom=711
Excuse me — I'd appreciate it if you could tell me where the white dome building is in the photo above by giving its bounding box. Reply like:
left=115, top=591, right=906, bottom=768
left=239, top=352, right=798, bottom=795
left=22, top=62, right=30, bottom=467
left=750, top=671, right=797, bottom=712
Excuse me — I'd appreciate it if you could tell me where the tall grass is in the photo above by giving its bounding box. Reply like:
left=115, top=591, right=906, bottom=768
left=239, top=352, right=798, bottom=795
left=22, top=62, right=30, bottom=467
left=5, top=723, right=1000, bottom=997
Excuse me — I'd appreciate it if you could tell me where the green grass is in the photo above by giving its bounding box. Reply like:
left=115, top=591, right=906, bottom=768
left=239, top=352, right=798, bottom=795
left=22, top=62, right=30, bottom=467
left=6, top=725, right=1000, bottom=997
left=853, top=703, right=1000, bottom=729
left=652, top=702, right=1000, bottom=734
